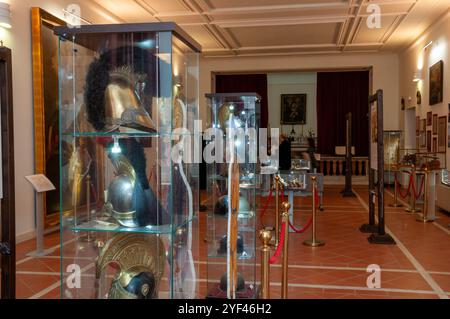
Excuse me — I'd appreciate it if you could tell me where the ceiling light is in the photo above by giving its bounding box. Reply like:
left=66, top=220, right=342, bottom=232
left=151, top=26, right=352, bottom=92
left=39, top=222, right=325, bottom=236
left=0, top=3, right=11, bottom=29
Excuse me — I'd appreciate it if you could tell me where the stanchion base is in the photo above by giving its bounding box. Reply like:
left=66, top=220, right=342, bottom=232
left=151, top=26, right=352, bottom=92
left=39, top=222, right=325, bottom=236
left=389, top=203, right=403, bottom=208
left=415, top=214, right=436, bottom=223
left=26, top=247, right=57, bottom=257
left=303, top=239, right=325, bottom=247
left=359, top=223, right=378, bottom=233
left=367, top=233, right=396, bottom=245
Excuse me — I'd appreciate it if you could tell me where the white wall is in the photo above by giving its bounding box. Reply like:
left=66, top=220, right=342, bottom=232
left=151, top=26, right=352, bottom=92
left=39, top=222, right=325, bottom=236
left=200, top=53, right=400, bottom=132
left=399, top=11, right=450, bottom=166
left=267, top=72, right=317, bottom=136
left=0, top=0, right=116, bottom=241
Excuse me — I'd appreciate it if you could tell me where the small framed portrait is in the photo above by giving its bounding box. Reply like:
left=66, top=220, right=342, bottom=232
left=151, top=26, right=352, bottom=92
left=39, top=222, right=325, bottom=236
left=433, top=114, right=438, bottom=135
left=416, top=116, right=420, bottom=136
left=427, top=130, right=432, bottom=152
left=427, top=111, right=432, bottom=126
left=280, top=94, right=307, bottom=124
left=430, top=60, right=443, bottom=105
left=433, top=137, right=437, bottom=153
left=438, top=116, right=447, bottom=153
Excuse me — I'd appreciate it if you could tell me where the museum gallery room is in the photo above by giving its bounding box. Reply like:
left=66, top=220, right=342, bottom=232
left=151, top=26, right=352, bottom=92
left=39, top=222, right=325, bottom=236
left=1, top=0, right=450, bottom=301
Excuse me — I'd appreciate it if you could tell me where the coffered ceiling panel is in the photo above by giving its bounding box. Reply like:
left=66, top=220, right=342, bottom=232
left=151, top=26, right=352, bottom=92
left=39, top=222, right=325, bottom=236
left=90, top=0, right=450, bottom=57
left=94, top=0, right=157, bottom=22
left=181, top=25, right=223, bottom=49
left=352, top=15, right=398, bottom=43
left=205, top=0, right=348, bottom=10
left=229, top=23, right=340, bottom=47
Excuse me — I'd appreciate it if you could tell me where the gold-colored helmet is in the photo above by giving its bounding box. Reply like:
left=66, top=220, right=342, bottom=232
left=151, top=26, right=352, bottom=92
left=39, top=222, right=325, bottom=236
left=104, top=67, right=156, bottom=133
left=96, top=233, right=166, bottom=299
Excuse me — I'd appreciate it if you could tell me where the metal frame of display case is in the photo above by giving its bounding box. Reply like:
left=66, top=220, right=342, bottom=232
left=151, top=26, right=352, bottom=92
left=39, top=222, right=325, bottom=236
left=205, top=93, right=260, bottom=299
left=0, top=46, right=15, bottom=299
left=55, top=23, right=201, bottom=299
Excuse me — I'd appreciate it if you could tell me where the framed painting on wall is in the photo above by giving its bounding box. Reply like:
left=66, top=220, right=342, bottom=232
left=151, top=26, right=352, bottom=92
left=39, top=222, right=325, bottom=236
left=433, top=114, right=438, bottom=135
left=427, top=131, right=432, bottom=152
left=420, top=119, right=426, bottom=148
left=429, top=60, right=443, bottom=105
left=433, top=137, right=437, bottom=153
left=280, top=94, right=307, bottom=124
left=416, top=116, right=420, bottom=135
left=438, top=116, right=447, bottom=153
left=427, top=111, right=432, bottom=126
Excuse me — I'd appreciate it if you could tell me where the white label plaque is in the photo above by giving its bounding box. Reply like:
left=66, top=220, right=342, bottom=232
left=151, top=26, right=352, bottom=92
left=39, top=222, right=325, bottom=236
left=25, top=174, right=56, bottom=193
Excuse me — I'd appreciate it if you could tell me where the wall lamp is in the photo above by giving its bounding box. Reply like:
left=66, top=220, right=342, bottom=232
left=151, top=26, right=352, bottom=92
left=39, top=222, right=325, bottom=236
left=0, top=2, right=11, bottom=29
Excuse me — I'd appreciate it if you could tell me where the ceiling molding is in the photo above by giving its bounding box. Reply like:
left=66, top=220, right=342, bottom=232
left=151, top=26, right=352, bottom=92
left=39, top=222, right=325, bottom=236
left=90, top=0, right=449, bottom=58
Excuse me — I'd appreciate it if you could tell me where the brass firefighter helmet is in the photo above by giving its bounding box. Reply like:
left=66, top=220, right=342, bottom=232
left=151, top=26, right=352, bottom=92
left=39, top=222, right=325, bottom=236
left=104, top=153, right=140, bottom=228
left=104, top=67, right=156, bottom=133
left=96, top=233, right=166, bottom=299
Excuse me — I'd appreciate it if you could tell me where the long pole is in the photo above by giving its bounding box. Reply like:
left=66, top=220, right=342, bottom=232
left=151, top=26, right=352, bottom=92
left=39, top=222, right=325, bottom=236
left=259, top=229, right=272, bottom=299
left=303, top=177, right=325, bottom=247
left=281, top=201, right=290, bottom=299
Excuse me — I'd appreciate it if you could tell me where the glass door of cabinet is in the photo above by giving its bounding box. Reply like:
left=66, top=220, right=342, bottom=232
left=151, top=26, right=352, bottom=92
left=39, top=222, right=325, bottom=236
left=0, top=47, right=15, bottom=299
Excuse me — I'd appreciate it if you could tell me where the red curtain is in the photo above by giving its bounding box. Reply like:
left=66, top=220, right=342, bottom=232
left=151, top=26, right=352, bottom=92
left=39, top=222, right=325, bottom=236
left=215, top=74, right=268, bottom=128
left=316, top=71, right=369, bottom=156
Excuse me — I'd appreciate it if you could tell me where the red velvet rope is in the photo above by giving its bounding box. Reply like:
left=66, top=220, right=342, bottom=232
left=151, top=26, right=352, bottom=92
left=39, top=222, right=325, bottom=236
left=394, top=172, right=412, bottom=199
left=289, top=217, right=313, bottom=233
left=259, top=187, right=274, bottom=219
left=269, top=220, right=286, bottom=264
left=314, top=186, right=320, bottom=206
left=412, top=175, right=425, bottom=200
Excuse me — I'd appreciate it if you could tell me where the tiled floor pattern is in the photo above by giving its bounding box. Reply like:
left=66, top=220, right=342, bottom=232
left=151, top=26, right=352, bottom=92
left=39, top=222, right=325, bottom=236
left=7, top=185, right=450, bottom=299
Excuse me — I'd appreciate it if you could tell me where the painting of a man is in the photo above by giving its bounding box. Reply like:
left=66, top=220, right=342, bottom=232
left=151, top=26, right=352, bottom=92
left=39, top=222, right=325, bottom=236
left=280, top=94, right=307, bottom=124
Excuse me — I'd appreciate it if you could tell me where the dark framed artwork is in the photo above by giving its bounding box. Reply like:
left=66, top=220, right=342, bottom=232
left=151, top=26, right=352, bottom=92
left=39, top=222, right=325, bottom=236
left=427, top=111, right=432, bottom=126
left=427, top=130, right=431, bottom=152
left=438, top=116, right=447, bottom=153
left=429, top=60, right=443, bottom=105
left=420, top=119, right=426, bottom=148
left=448, top=103, right=450, bottom=122
left=416, top=116, right=420, bottom=136
left=280, top=94, right=307, bottom=124
left=417, top=90, right=421, bottom=105
left=433, top=137, right=437, bottom=153
left=433, top=114, right=438, bottom=134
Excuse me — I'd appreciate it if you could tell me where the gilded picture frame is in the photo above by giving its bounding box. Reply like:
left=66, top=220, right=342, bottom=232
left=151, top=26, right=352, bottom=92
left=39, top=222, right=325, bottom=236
left=280, top=94, right=306, bottom=124
left=31, top=7, right=66, bottom=228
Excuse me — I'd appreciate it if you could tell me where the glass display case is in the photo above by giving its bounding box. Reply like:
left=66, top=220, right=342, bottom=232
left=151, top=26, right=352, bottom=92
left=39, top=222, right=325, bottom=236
left=384, top=131, right=402, bottom=184
left=55, top=23, right=201, bottom=299
left=205, top=93, right=260, bottom=298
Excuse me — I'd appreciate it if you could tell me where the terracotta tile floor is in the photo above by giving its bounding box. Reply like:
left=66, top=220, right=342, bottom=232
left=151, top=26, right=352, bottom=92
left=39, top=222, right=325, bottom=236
left=9, top=185, right=450, bottom=299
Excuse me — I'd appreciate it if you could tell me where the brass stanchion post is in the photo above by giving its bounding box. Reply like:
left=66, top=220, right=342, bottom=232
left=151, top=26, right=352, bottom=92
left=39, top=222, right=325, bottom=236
left=389, top=168, right=402, bottom=208
left=281, top=201, right=290, bottom=299
left=303, top=176, right=325, bottom=247
left=272, top=175, right=281, bottom=246
left=416, top=168, right=434, bottom=223
left=259, top=228, right=272, bottom=299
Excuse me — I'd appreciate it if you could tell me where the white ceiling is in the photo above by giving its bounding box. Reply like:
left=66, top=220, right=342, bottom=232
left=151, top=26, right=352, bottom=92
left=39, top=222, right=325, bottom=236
left=92, top=0, right=450, bottom=57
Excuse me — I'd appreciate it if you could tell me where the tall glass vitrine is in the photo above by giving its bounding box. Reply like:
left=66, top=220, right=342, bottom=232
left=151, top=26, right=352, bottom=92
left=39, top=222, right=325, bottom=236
left=205, top=93, right=260, bottom=298
left=55, top=23, right=201, bottom=299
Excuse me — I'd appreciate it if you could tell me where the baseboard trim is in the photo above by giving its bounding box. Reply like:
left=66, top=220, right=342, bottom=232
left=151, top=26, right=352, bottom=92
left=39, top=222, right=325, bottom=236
left=16, top=226, right=60, bottom=244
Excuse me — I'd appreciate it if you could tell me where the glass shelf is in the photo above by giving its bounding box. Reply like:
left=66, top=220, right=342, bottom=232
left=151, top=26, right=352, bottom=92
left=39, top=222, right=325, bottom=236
left=69, top=216, right=197, bottom=235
